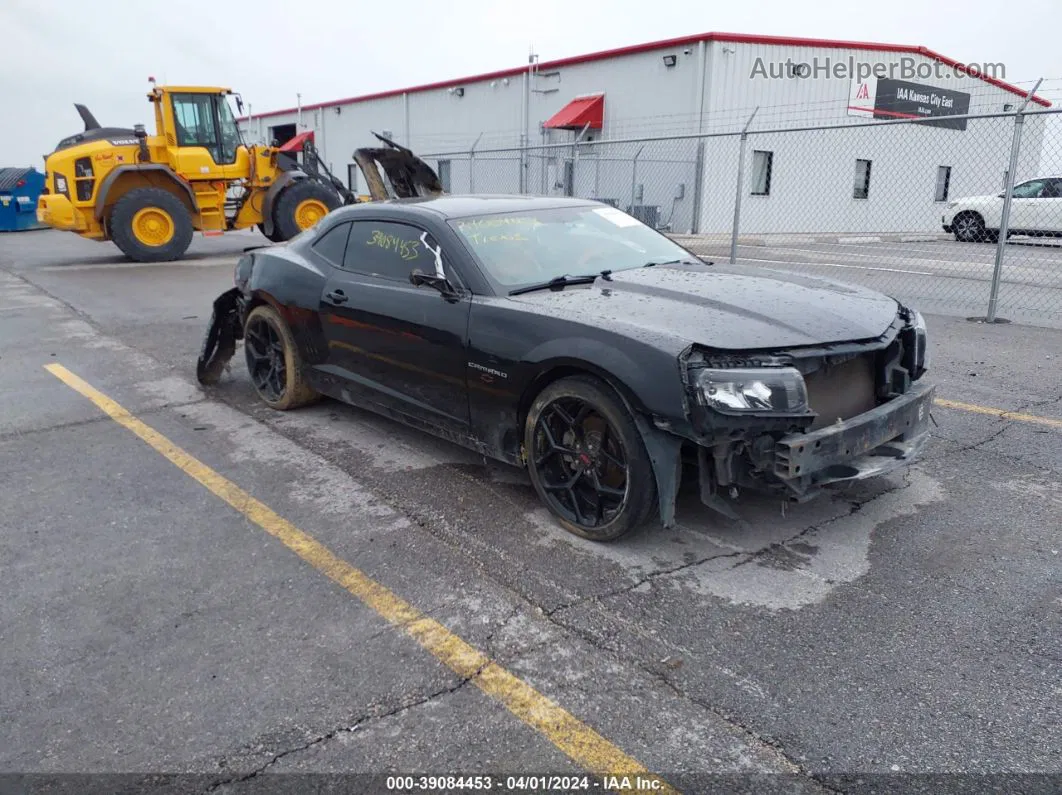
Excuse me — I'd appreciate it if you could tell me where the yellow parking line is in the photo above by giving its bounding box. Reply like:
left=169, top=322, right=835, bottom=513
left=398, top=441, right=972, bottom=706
left=44, top=363, right=677, bottom=794
left=935, top=398, right=1062, bottom=429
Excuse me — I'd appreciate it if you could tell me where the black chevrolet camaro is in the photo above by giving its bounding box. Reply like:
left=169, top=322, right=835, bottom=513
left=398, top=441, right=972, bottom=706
left=198, top=190, right=934, bottom=541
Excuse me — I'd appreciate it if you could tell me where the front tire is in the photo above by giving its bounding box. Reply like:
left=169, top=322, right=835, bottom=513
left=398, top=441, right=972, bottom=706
left=524, top=375, right=657, bottom=541
left=272, top=180, right=342, bottom=240
left=952, top=211, right=986, bottom=243
left=243, top=304, right=319, bottom=410
left=109, top=187, right=194, bottom=262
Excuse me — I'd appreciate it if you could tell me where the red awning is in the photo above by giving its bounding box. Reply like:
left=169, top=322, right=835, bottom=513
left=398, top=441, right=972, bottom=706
left=278, top=130, right=315, bottom=152
left=543, top=94, right=604, bottom=131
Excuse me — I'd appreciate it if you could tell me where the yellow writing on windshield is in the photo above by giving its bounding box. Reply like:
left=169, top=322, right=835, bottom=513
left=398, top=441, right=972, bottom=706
left=367, top=230, right=420, bottom=260
left=466, top=232, right=530, bottom=245
left=458, top=217, right=542, bottom=231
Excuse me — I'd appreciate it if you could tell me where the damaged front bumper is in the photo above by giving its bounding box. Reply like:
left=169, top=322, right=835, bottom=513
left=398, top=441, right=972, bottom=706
left=772, top=379, right=936, bottom=495
left=196, top=287, right=244, bottom=385
left=638, top=379, right=937, bottom=527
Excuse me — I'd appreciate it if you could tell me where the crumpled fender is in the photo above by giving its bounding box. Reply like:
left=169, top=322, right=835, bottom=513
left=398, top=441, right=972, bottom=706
left=196, top=287, right=244, bottom=385
left=633, top=414, right=683, bottom=528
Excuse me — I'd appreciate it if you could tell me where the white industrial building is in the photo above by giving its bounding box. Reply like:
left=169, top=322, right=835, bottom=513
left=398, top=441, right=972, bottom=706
left=238, top=32, right=1051, bottom=235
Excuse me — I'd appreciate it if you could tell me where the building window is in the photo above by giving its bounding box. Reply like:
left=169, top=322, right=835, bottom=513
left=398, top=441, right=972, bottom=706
left=935, top=166, right=952, bottom=202
left=751, top=150, right=773, bottom=196
left=853, top=159, right=872, bottom=199
left=438, top=160, right=451, bottom=192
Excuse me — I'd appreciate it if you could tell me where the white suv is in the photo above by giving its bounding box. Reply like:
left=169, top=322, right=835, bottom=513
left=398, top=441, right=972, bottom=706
left=942, top=176, right=1062, bottom=242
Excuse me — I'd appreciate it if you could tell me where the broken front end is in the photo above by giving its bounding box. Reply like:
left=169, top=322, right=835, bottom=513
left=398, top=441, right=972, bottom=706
left=667, top=307, right=934, bottom=519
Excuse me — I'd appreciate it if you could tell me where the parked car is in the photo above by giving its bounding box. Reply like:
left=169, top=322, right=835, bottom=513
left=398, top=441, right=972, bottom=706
left=198, top=194, right=934, bottom=542
left=942, top=176, right=1062, bottom=242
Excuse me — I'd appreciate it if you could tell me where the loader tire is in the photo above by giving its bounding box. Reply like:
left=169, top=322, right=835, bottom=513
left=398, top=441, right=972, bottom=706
left=272, top=180, right=342, bottom=241
left=257, top=223, right=286, bottom=243
left=109, top=187, right=194, bottom=262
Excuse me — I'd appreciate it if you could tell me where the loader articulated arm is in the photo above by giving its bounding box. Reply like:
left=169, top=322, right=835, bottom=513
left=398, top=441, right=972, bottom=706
left=275, top=132, right=358, bottom=204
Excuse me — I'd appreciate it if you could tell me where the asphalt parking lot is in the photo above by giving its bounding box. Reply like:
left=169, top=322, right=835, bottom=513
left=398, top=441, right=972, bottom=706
left=2, top=229, right=1061, bottom=794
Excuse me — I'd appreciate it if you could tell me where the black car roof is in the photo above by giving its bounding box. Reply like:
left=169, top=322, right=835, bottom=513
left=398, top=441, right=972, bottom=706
left=330, top=194, right=602, bottom=222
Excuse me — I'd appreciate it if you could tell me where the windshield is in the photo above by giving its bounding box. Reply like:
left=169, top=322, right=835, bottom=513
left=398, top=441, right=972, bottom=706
left=448, top=204, right=696, bottom=292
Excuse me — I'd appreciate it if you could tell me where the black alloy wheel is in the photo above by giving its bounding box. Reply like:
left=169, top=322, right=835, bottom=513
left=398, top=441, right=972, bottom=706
left=241, top=304, right=320, bottom=410
left=244, top=314, right=286, bottom=402
left=525, top=376, right=657, bottom=541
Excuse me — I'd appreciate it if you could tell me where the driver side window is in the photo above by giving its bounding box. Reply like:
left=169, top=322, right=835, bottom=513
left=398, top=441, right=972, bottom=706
left=342, top=221, right=445, bottom=283
left=171, top=93, right=222, bottom=164
left=1012, top=179, right=1046, bottom=199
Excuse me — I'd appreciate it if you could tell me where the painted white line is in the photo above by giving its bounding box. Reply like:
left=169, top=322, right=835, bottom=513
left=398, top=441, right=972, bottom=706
left=37, top=258, right=238, bottom=272
left=837, top=236, right=882, bottom=243
left=0, top=303, right=45, bottom=312
left=739, top=257, right=934, bottom=276
left=746, top=244, right=1002, bottom=269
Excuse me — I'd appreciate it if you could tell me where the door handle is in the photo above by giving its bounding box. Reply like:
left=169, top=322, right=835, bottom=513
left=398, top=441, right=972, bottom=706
left=326, top=289, right=348, bottom=305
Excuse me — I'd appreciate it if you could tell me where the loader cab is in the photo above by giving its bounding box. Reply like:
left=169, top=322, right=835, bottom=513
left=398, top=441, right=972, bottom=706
left=153, top=86, right=247, bottom=176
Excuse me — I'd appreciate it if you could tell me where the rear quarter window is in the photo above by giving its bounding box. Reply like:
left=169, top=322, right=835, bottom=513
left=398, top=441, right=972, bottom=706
left=311, top=221, right=351, bottom=266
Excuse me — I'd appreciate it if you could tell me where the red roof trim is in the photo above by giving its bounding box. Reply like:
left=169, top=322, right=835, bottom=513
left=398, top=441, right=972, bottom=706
left=544, top=94, right=605, bottom=130
left=239, top=31, right=1048, bottom=121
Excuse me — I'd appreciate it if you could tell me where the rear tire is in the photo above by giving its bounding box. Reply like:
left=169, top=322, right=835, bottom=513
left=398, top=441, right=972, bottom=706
left=272, top=180, right=342, bottom=240
left=243, top=304, right=319, bottom=410
left=109, top=187, right=194, bottom=262
left=524, top=375, right=657, bottom=541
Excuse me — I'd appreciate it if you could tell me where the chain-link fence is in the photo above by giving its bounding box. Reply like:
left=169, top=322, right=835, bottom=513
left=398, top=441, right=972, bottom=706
left=420, top=95, right=1062, bottom=327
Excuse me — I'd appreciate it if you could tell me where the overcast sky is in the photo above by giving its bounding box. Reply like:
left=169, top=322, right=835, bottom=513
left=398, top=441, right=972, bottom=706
left=3, top=0, right=1060, bottom=167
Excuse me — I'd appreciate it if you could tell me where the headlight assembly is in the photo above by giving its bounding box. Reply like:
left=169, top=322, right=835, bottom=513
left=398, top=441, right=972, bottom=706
left=911, top=309, right=930, bottom=374
left=693, top=367, right=809, bottom=415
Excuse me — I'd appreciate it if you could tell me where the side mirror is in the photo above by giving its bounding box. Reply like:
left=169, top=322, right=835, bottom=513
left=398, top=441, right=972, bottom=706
left=410, top=268, right=457, bottom=297
left=235, top=94, right=245, bottom=115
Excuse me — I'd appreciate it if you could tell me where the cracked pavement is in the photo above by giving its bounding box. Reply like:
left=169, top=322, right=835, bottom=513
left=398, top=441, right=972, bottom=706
left=2, top=231, right=1061, bottom=792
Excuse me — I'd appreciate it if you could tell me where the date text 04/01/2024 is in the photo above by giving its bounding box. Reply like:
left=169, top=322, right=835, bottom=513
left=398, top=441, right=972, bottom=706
left=384, top=774, right=666, bottom=791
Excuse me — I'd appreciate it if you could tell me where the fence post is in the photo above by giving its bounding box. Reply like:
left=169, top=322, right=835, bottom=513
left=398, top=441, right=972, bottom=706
left=469, top=133, right=483, bottom=193
left=985, top=79, right=1041, bottom=323
left=572, top=122, right=591, bottom=197
left=691, top=140, right=705, bottom=234
left=729, top=107, right=759, bottom=265
left=630, top=145, right=645, bottom=211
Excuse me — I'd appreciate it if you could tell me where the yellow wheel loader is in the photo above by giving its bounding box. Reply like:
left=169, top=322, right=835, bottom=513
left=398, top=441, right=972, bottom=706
left=36, top=81, right=443, bottom=262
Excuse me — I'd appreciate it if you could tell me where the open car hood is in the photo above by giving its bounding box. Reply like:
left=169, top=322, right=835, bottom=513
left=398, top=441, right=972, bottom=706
left=353, top=133, right=445, bottom=201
